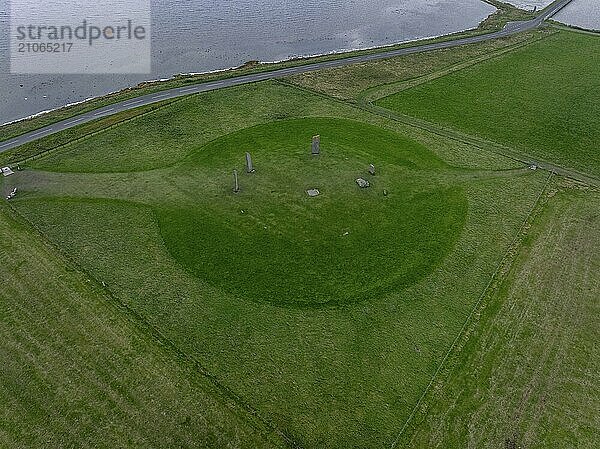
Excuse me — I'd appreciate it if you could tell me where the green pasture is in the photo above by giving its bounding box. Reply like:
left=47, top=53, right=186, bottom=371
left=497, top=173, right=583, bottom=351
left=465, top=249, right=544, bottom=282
left=1, top=27, right=597, bottom=447
left=376, top=31, right=600, bottom=177
left=4, top=81, right=550, bottom=447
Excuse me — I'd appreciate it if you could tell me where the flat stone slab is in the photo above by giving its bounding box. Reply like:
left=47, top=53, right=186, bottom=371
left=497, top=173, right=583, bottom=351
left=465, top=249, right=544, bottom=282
left=306, top=189, right=320, bottom=197
left=356, top=178, right=370, bottom=188
left=1, top=167, right=14, bottom=177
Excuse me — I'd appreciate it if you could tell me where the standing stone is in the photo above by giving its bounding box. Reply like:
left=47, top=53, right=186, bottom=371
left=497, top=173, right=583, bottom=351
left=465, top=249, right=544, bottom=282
left=6, top=187, right=17, bottom=200
left=233, top=169, right=240, bottom=193
left=312, top=135, right=320, bottom=156
left=245, top=152, right=255, bottom=173
left=368, top=164, right=376, bottom=176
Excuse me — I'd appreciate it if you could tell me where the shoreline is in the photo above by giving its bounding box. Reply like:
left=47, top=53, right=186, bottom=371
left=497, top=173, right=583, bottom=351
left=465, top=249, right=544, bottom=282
left=1, top=15, right=501, bottom=127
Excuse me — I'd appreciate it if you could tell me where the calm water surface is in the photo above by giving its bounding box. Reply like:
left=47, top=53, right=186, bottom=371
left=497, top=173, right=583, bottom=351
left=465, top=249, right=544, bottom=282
left=554, top=0, right=600, bottom=30
left=504, top=0, right=553, bottom=11
left=506, top=0, right=600, bottom=30
left=0, top=0, right=495, bottom=124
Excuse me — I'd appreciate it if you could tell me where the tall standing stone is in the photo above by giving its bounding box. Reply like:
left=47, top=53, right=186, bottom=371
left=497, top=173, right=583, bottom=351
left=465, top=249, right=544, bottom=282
left=245, top=152, right=255, bottom=173
left=233, top=169, right=240, bottom=193
left=369, top=164, right=376, bottom=176
left=312, top=135, right=320, bottom=156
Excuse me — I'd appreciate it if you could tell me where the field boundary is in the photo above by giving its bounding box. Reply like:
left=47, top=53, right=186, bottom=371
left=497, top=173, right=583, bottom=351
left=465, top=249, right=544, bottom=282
left=390, top=170, right=556, bottom=448
left=360, top=103, right=600, bottom=186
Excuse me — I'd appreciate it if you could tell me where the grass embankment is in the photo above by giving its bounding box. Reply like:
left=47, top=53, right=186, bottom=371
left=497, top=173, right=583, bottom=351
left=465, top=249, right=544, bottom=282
left=405, top=183, right=600, bottom=448
left=287, top=31, right=543, bottom=100
left=376, top=31, right=600, bottom=178
left=0, top=0, right=533, bottom=144
left=4, top=80, right=550, bottom=447
left=0, top=202, right=280, bottom=448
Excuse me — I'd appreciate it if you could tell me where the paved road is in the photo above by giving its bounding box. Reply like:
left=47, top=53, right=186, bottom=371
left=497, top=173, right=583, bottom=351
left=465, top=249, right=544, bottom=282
left=0, top=0, right=573, bottom=157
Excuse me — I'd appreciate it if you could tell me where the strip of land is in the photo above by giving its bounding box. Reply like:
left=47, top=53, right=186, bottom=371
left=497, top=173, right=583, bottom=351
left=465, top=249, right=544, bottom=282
left=0, top=0, right=572, bottom=156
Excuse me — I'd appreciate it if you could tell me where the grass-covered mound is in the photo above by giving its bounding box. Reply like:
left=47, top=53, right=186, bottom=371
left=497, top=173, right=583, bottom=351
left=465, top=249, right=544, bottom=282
left=158, top=118, right=466, bottom=307
left=376, top=31, right=600, bottom=177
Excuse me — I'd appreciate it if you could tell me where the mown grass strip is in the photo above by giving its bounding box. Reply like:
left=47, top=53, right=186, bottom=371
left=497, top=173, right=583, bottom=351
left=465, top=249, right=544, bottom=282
left=391, top=171, right=555, bottom=448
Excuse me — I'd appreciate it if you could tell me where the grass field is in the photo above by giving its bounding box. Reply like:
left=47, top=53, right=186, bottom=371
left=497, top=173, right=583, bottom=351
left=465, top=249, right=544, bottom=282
left=1, top=79, right=552, bottom=447
left=0, top=202, right=280, bottom=448
left=1, top=23, right=598, bottom=448
left=406, top=183, right=600, bottom=448
left=376, top=31, right=600, bottom=178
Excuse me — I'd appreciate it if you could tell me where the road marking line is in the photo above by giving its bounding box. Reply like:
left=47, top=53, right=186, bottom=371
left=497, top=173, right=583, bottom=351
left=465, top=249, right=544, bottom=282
left=126, top=99, right=144, bottom=106
left=29, top=130, right=47, bottom=137
left=153, top=93, right=170, bottom=99
left=0, top=142, right=11, bottom=148
left=180, top=87, right=197, bottom=93
left=91, top=108, right=114, bottom=117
